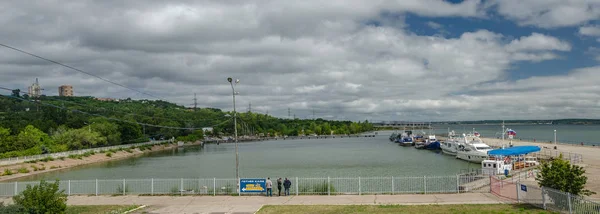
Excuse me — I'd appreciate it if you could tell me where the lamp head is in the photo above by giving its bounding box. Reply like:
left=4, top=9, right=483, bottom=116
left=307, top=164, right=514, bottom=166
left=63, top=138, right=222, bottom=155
left=235, top=79, right=240, bottom=84
left=227, top=77, right=232, bottom=83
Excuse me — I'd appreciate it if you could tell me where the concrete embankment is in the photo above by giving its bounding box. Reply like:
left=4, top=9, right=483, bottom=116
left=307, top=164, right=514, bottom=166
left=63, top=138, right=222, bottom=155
left=205, top=134, right=377, bottom=144
left=0, top=142, right=201, bottom=182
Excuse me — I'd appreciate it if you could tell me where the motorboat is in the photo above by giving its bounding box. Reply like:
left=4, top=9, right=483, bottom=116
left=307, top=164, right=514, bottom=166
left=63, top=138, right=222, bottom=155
left=389, top=133, right=398, bottom=142
left=456, top=134, right=493, bottom=163
left=423, top=135, right=440, bottom=150
left=397, top=131, right=414, bottom=146
left=441, top=131, right=461, bottom=155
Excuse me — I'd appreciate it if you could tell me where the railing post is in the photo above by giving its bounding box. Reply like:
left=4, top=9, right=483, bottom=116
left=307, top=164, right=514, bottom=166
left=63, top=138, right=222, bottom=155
left=95, top=179, right=98, bottom=196
left=68, top=180, right=71, bottom=196
left=14, top=182, right=17, bottom=196
left=213, top=178, right=216, bottom=196
left=327, top=177, right=330, bottom=196
left=238, top=177, right=241, bottom=196
left=391, top=176, right=394, bottom=195
left=358, top=177, right=361, bottom=195
left=515, top=182, right=520, bottom=203
left=456, top=175, right=460, bottom=193
left=424, top=176, right=427, bottom=194
left=295, top=177, right=298, bottom=196
left=151, top=178, right=154, bottom=196
left=567, top=192, right=573, bottom=214
left=541, top=187, right=546, bottom=210
left=123, top=179, right=126, bottom=195
left=180, top=178, right=183, bottom=196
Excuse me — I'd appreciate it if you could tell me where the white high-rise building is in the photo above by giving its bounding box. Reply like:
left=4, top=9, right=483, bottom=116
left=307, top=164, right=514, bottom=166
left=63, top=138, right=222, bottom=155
left=28, top=78, right=42, bottom=97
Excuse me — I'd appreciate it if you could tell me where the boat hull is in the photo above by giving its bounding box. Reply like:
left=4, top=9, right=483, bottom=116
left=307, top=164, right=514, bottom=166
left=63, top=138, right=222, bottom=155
left=456, top=152, right=488, bottom=163
left=441, top=149, right=457, bottom=156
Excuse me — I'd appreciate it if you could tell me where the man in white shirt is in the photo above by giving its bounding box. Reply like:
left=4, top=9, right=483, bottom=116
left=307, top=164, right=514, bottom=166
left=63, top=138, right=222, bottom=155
left=266, top=178, right=273, bottom=197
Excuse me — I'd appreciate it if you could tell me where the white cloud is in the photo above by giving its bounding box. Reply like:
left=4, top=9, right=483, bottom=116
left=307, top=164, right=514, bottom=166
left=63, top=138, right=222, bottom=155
left=0, top=0, right=590, bottom=121
left=579, top=25, right=600, bottom=37
left=426, top=21, right=443, bottom=29
left=506, top=33, right=571, bottom=52
left=489, top=0, right=600, bottom=28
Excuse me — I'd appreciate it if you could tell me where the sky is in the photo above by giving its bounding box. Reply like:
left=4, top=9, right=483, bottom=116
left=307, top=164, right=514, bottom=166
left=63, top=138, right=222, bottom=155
left=1, top=0, right=600, bottom=122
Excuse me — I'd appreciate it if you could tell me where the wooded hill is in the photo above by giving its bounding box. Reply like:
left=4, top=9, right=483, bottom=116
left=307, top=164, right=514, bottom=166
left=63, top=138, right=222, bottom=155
left=0, top=95, right=373, bottom=158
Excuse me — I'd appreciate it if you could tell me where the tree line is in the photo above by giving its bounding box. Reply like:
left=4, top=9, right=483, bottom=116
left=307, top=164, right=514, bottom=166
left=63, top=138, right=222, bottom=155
left=0, top=95, right=373, bottom=158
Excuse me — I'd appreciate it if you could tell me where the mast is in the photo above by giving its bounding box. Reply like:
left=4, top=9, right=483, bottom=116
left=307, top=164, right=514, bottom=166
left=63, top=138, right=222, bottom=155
left=502, top=120, right=505, bottom=142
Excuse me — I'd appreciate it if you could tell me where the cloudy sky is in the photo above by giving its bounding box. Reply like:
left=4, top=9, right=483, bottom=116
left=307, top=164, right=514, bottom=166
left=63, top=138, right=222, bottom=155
left=1, top=0, right=600, bottom=122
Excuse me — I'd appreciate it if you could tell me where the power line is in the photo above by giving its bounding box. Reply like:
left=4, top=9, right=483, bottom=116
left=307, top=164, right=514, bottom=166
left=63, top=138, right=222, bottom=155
left=0, top=43, right=169, bottom=101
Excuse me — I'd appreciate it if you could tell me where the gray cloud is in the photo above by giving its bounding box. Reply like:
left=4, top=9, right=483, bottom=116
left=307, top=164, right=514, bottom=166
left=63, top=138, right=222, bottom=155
left=0, top=0, right=593, bottom=121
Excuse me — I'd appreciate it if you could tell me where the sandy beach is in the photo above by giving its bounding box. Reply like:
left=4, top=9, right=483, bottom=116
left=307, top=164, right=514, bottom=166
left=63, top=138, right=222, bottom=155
left=0, top=142, right=199, bottom=182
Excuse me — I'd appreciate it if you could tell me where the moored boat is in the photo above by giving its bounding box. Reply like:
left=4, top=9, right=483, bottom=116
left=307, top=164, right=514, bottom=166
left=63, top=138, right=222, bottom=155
left=456, top=134, right=493, bottom=163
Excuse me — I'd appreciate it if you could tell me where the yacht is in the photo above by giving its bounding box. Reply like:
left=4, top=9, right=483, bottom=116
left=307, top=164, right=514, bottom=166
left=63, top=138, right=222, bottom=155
left=456, top=134, right=493, bottom=163
left=441, top=131, right=461, bottom=155
left=423, top=135, right=440, bottom=150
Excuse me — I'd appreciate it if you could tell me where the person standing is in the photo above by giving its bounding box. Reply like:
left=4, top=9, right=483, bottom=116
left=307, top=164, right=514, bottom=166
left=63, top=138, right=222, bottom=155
left=266, top=178, right=273, bottom=197
left=277, top=178, right=283, bottom=196
left=283, top=178, right=291, bottom=196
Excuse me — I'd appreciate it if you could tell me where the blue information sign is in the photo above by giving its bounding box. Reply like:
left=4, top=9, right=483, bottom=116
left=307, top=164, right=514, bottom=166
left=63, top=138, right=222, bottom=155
left=240, top=178, right=266, bottom=193
left=521, top=184, right=527, bottom=192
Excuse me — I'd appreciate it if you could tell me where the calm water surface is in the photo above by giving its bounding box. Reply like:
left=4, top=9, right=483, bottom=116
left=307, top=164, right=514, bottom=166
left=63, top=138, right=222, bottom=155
left=23, top=133, right=473, bottom=181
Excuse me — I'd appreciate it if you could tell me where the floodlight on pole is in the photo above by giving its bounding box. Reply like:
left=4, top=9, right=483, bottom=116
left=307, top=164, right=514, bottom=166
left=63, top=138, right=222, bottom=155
left=228, top=77, right=240, bottom=193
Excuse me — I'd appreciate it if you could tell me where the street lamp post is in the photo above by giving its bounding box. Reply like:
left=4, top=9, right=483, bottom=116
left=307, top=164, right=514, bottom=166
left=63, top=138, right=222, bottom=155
left=227, top=77, right=240, bottom=190
left=554, top=130, right=557, bottom=144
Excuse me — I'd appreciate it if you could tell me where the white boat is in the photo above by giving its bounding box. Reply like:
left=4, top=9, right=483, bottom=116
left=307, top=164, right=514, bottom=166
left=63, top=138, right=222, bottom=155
left=456, top=134, right=493, bottom=163
left=441, top=131, right=461, bottom=156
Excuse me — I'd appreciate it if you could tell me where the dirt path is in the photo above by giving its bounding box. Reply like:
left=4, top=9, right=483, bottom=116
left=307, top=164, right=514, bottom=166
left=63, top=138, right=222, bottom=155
left=0, top=142, right=199, bottom=182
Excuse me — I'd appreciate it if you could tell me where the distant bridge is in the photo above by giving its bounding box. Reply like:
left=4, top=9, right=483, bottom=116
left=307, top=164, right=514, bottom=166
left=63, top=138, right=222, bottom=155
left=372, top=121, right=431, bottom=128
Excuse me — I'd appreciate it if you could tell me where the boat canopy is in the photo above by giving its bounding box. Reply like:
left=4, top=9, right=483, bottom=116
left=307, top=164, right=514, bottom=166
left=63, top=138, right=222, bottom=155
left=488, top=146, right=541, bottom=156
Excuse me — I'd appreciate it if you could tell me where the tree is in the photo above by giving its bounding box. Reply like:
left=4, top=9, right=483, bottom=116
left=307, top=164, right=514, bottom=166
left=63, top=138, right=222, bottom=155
left=11, top=89, right=20, bottom=97
left=537, top=154, right=594, bottom=196
left=13, top=180, right=67, bottom=214
left=16, top=125, right=52, bottom=151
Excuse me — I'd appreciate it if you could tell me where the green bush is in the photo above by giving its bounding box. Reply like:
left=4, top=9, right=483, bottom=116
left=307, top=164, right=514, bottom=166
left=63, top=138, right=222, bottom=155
left=0, top=202, right=24, bottom=214
left=13, top=180, right=67, bottom=214
left=3, top=169, right=13, bottom=176
left=50, top=166, right=59, bottom=169
left=58, top=157, right=65, bottom=161
left=17, top=167, right=30, bottom=173
left=124, top=148, right=133, bottom=153
left=106, top=152, right=113, bottom=157
left=31, top=165, right=39, bottom=171
left=40, top=157, right=55, bottom=162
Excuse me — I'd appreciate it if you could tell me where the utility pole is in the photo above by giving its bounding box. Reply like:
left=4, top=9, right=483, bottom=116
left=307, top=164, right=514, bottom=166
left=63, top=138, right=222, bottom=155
left=288, top=108, right=291, bottom=119
left=193, top=93, right=197, bottom=111
left=266, top=110, right=268, bottom=116
left=248, top=102, right=251, bottom=113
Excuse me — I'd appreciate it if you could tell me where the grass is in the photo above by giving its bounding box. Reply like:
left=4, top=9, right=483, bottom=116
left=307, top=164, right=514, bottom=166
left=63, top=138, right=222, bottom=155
left=106, top=152, right=113, bottom=157
left=66, top=205, right=140, bottom=214
left=17, top=167, right=30, bottom=173
left=257, top=204, right=556, bottom=214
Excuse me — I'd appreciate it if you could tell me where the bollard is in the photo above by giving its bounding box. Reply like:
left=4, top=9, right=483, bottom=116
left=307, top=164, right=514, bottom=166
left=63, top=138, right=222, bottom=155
left=391, top=176, right=394, bottom=195
left=68, top=180, right=71, bottom=196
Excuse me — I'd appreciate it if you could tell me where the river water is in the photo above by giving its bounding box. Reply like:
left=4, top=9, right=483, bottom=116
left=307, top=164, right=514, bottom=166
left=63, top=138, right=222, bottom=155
left=22, top=132, right=474, bottom=181
left=20, top=124, right=600, bottom=181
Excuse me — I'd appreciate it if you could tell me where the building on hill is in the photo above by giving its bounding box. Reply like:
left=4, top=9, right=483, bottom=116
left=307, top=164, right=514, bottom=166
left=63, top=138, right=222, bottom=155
left=58, top=85, right=73, bottom=96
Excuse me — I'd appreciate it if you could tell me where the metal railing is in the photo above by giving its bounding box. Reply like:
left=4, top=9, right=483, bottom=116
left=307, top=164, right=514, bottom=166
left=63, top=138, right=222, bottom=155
left=537, top=148, right=584, bottom=164
left=0, top=175, right=489, bottom=197
left=517, top=183, right=600, bottom=214
left=0, top=140, right=172, bottom=166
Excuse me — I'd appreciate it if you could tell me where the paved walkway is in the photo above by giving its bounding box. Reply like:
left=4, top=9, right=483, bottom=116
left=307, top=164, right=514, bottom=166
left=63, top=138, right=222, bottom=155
left=1, top=193, right=509, bottom=214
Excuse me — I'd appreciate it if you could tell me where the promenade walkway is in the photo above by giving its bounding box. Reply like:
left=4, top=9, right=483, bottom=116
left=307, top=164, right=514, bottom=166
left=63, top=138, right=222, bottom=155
left=82, top=193, right=507, bottom=213
left=0, top=193, right=507, bottom=214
